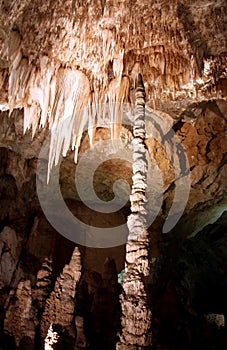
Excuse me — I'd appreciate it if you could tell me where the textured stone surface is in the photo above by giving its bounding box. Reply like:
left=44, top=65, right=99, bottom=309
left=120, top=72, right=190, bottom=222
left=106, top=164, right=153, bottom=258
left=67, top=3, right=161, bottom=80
left=4, top=279, right=37, bottom=346
left=0, top=226, right=21, bottom=288
left=33, top=258, right=53, bottom=311
left=0, top=1, right=226, bottom=349
left=117, top=75, right=152, bottom=349
left=74, top=315, right=87, bottom=349
left=0, top=0, right=226, bottom=170
left=0, top=100, right=226, bottom=237
left=40, top=247, right=81, bottom=339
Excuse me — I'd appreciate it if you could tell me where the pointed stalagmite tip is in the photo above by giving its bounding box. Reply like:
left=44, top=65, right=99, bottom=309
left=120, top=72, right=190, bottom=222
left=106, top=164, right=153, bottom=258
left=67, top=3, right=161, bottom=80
left=138, top=73, right=143, bottom=84
left=135, top=73, right=146, bottom=101
left=136, top=73, right=145, bottom=90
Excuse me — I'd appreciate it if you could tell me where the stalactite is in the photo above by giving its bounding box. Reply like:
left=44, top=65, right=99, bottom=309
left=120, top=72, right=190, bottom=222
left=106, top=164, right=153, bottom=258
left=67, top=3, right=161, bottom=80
left=107, top=76, right=130, bottom=140
left=1, top=0, right=224, bottom=183
left=47, top=69, right=90, bottom=179
left=116, top=74, right=152, bottom=349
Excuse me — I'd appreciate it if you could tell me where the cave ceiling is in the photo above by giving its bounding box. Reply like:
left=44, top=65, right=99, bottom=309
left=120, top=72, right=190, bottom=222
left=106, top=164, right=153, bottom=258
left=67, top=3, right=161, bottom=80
left=0, top=0, right=226, bottom=238
left=0, top=2, right=227, bottom=349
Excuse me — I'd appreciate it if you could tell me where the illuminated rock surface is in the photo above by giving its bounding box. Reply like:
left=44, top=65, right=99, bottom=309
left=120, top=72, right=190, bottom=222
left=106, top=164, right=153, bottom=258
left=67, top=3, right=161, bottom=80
left=0, top=1, right=226, bottom=349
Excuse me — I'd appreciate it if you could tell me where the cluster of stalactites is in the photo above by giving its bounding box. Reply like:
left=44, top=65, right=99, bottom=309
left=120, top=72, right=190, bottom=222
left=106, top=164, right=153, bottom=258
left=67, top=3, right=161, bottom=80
left=5, top=31, right=131, bottom=178
left=2, top=24, right=223, bottom=181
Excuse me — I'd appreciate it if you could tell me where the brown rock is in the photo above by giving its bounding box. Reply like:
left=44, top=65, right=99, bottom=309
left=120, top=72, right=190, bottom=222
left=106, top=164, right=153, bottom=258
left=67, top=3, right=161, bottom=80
left=40, top=247, right=81, bottom=339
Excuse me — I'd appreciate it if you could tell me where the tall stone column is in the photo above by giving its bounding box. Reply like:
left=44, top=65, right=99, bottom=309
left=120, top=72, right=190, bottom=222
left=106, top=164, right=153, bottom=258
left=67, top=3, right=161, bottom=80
left=117, top=74, right=152, bottom=349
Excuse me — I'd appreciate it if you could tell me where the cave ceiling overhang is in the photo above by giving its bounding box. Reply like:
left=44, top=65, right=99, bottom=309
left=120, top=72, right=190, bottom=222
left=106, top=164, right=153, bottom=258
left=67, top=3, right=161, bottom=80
left=0, top=0, right=226, bottom=237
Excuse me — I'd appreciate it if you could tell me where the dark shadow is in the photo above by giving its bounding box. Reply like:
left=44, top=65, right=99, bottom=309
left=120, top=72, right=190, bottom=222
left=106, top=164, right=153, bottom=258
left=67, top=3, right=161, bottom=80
left=19, top=336, right=35, bottom=350
left=180, top=99, right=226, bottom=120
left=150, top=212, right=227, bottom=350
left=51, top=324, right=75, bottom=350
left=177, top=3, right=212, bottom=76
left=1, top=334, right=16, bottom=350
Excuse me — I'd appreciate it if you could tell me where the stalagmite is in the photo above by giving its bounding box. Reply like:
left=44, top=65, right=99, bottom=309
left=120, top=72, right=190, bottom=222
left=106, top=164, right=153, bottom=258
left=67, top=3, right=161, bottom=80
left=4, top=280, right=37, bottom=347
left=33, top=258, right=53, bottom=311
left=117, top=74, right=152, bottom=349
left=44, top=324, right=60, bottom=350
left=74, top=316, right=88, bottom=349
left=40, top=247, right=81, bottom=339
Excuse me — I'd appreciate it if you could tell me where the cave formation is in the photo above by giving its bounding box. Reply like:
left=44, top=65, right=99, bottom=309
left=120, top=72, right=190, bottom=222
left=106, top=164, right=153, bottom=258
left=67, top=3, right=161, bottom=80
left=0, top=1, right=226, bottom=349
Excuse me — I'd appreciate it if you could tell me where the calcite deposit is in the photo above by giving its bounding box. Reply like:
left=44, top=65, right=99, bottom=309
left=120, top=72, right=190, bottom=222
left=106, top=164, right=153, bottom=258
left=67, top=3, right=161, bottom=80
left=117, top=74, right=152, bottom=349
left=0, top=0, right=226, bottom=349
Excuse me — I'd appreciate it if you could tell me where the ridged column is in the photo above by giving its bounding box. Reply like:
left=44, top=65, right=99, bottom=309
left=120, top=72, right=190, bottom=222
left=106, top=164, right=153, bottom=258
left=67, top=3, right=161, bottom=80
left=116, top=74, right=152, bottom=349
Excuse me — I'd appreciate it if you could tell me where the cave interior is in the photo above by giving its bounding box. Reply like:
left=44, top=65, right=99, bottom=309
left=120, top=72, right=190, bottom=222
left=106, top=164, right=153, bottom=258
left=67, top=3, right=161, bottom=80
left=0, top=1, right=227, bottom=349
